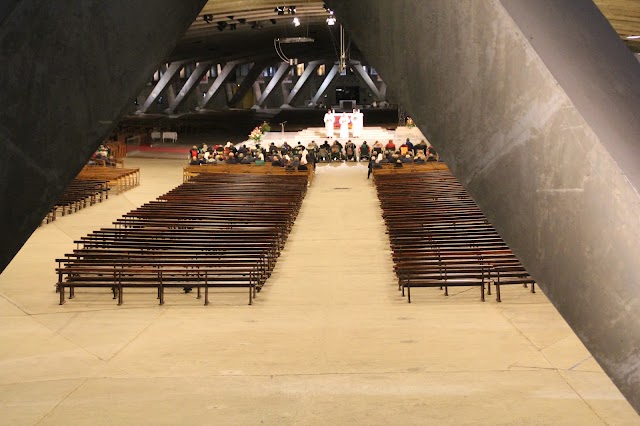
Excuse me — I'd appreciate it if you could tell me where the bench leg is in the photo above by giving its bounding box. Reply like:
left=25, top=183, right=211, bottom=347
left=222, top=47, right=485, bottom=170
left=481, top=283, right=485, bottom=302
left=487, top=281, right=491, bottom=296
left=248, top=285, right=253, bottom=305
left=204, top=284, right=209, bottom=306
left=69, top=286, right=75, bottom=299
left=407, top=284, right=411, bottom=303
left=444, top=286, right=449, bottom=296
left=531, top=282, right=536, bottom=293
left=59, top=286, right=65, bottom=305
left=496, top=283, right=502, bottom=302
left=118, top=285, right=123, bottom=306
left=197, top=287, right=201, bottom=299
left=112, top=286, right=117, bottom=299
left=159, top=285, right=164, bottom=306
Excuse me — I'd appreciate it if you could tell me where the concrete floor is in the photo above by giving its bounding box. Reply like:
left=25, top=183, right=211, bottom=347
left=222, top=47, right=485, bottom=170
left=0, top=158, right=637, bottom=425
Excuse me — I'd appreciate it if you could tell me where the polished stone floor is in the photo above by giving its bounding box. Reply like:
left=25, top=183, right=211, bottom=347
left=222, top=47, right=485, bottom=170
left=0, top=159, right=637, bottom=425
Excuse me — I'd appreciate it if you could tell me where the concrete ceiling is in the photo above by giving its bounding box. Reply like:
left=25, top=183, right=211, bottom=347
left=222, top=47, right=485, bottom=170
left=168, top=0, right=640, bottom=65
left=169, top=0, right=355, bottom=64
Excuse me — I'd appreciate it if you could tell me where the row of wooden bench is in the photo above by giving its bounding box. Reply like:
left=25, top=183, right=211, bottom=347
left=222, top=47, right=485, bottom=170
left=43, top=179, right=110, bottom=225
left=183, top=163, right=314, bottom=185
left=77, top=165, right=140, bottom=194
left=374, top=168, right=535, bottom=303
left=55, top=172, right=308, bottom=306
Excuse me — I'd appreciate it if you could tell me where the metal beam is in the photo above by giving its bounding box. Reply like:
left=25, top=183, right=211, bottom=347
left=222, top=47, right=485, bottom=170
left=352, top=63, right=383, bottom=101
left=283, top=60, right=322, bottom=106
left=228, top=61, right=269, bottom=107
left=254, top=63, right=290, bottom=107
left=311, top=63, right=339, bottom=104
left=140, top=62, right=183, bottom=113
left=199, top=61, right=239, bottom=108
left=168, top=61, right=212, bottom=114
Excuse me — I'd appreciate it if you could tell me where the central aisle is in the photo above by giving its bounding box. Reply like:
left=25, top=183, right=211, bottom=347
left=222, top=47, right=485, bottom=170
left=265, top=164, right=397, bottom=305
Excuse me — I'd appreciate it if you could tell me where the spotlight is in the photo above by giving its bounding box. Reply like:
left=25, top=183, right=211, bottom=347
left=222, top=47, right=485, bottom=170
left=203, top=14, right=213, bottom=23
left=270, top=19, right=277, bottom=25
left=275, top=6, right=285, bottom=15
left=238, top=18, right=247, bottom=24
left=627, top=35, right=640, bottom=40
left=327, top=16, right=336, bottom=25
left=293, top=17, right=300, bottom=27
left=229, top=23, right=237, bottom=30
left=288, top=6, right=297, bottom=14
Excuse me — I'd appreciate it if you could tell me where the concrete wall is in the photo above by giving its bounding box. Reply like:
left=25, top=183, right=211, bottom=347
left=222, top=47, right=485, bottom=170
left=0, top=0, right=206, bottom=272
left=327, top=0, right=640, bottom=413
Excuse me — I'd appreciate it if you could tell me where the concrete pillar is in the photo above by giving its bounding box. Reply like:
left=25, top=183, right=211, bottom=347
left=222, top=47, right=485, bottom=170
left=228, top=61, right=269, bottom=108
left=0, top=0, right=206, bottom=273
left=168, top=61, right=213, bottom=114
left=199, top=61, right=239, bottom=109
left=140, top=62, right=184, bottom=113
left=328, top=0, right=640, bottom=412
left=254, top=63, right=291, bottom=108
left=283, top=60, right=322, bottom=107
left=352, top=62, right=383, bottom=101
left=311, top=63, right=339, bottom=104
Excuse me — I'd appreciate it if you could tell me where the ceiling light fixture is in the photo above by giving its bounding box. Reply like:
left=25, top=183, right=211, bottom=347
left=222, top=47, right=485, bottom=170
left=293, top=17, right=300, bottom=26
left=275, top=6, right=285, bottom=15
left=203, top=14, right=213, bottom=23
left=288, top=6, right=297, bottom=15
left=627, top=35, right=640, bottom=40
left=327, top=15, right=336, bottom=25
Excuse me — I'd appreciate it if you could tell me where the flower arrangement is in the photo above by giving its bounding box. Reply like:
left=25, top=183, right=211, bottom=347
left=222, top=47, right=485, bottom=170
left=249, top=126, right=263, bottom=142
left=259, top=121, right=271, bottom=133
left=406, top=117, right=416, bottom=128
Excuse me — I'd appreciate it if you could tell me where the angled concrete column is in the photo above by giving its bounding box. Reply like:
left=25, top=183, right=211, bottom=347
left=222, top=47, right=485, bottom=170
left=329, top=0, right=640, bottom=413
left=254, top=63, right=290, bottom=108
left=228, top=61, right=269, bottom=108
left=311, top=63, right=339, bottom=104
left=168, top=61, right=212, bottom=114
left=379, top=81, right=387, bottom=99
left=283, top=60, right=321, bottom=107
left=199, top=61, right=239, bottom=108
left=253, top=81, right=262, bottom=101
left=352, top=63, right=383, bottom=100
left=0, top=0, right=206, bottom=272
left=140, top=61, right=184, bottom=113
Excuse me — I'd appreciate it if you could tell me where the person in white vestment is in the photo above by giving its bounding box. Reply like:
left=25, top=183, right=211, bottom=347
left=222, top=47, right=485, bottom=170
left=339, top=113, right=350, bottom=139
left=352, top=109, right=363, bottom=138
left=324, top=110, right=334, bottom=138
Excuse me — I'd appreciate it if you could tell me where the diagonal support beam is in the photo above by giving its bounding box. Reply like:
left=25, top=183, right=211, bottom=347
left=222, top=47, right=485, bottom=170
left=168, top=61, right=212, bottom=114
left=199, top=61, right=239, bottom=108
left=311, top=63, right=339, bottom=104
left=140, top=61, right=184, bottom=113
left=228, top=61, right=269, bottom=108
left=254, top=63, right=291, bottom=108
left=352, top=63, right=383, bottom=101
left=283, top=60, right=321, bottom=106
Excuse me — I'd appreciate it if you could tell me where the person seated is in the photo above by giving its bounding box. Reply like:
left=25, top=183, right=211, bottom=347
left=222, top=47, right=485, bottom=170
left=255, top=152, right=266, bottom=165
left=379, top=154, right=390, bottom=164
left=298, top=154, right=309, bottom=171
left=331, top=142, right=343, bottom=161
left=286, top=156, right=300, bottom=170
left=189, top=146, right=199, bottom=158
left=226, top=152, right=237, bottom=164
left=385, top=139, right=396, bottom=151
left=238, top=144, right=248, bottom=156
left=281, top=141, right=291, bottom=155
left=401, top=154, right=414, bottom=163
left=206, top=155, right=216, bottom=164
left=373, top=153, right=384, bottom=167
left=345, top=140, right=357, bottom=162
left=399, top=141, right=410, bottom=156
left=283, top=154, right=291, bottom=166
left=237, top=153, right=245, bottom=163
left=405, top=138, right=414, bottom=152
left=307, top=140, right=318, bottom=153
left=415, top=139, right=428, bottom=155
left=190, top=155, right=200, bottom=165
left=427, top=146, right=439, bottom=162
left=201, top=144, right=208, bottom=154
left=197, top=153, right=207, bottom=165
left=414, top=151, right=427, bottom=163
left=359, top=141, right=371, bottom=161
left=224, top=142, right=232, bottom=156
left=293, top=142, right=305, bottom=156
left=373, top=141, right=384, bottom=155
left=271, top=154, right=283, bottom=167
left=269, top=142, right=279, bottom=156
left=203, top=151, right=211, bottom=161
